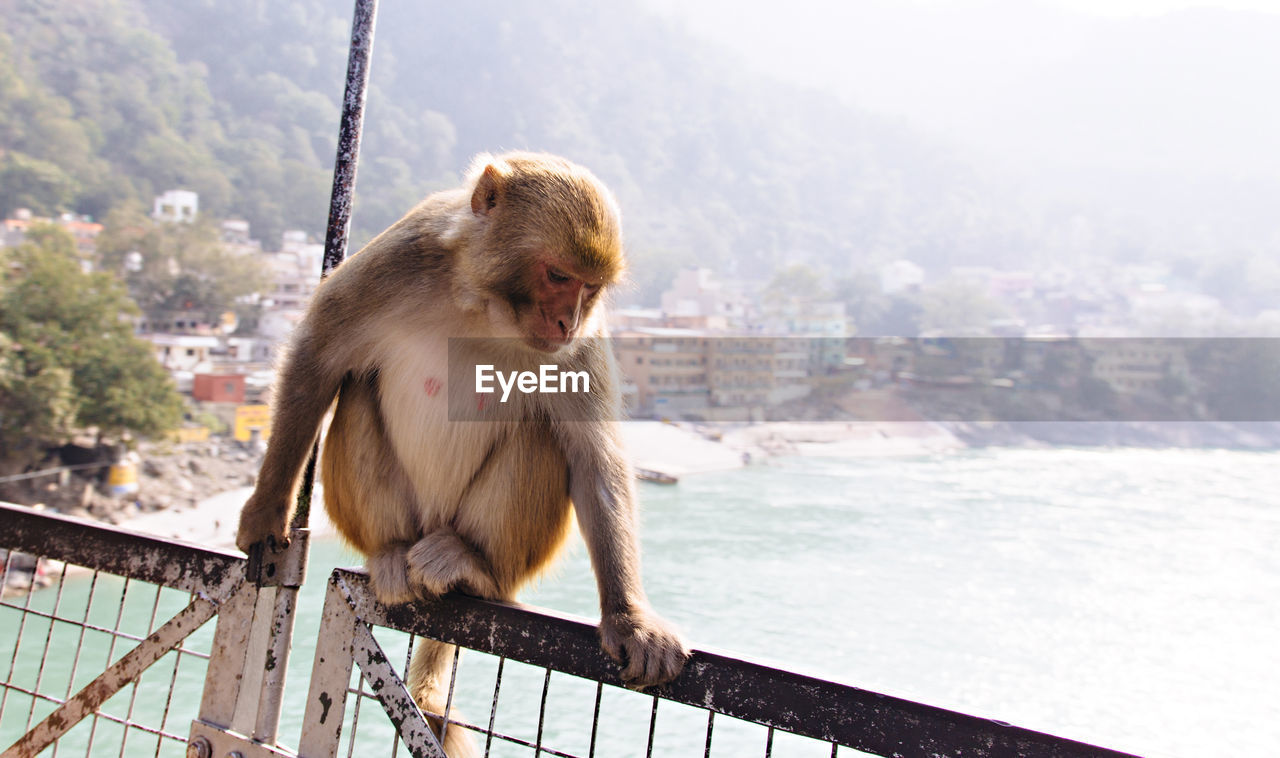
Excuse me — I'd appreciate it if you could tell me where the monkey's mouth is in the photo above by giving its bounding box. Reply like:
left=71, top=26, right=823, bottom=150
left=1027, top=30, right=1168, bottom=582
left=522, top=335, right=569, bottom=354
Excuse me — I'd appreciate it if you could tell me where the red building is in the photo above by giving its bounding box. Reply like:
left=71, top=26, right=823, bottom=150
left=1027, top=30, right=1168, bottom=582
left=192, top=374, right=246, bottom=403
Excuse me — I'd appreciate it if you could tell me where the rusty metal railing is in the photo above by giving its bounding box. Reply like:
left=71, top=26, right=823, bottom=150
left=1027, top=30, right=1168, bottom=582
left=0, top=502, right=252, bottom=757
left=2, top=501, right=1141, bottom=757
left=296, top=567, right=1141, bottom=758
left=0, top=500, right=315, bottom=758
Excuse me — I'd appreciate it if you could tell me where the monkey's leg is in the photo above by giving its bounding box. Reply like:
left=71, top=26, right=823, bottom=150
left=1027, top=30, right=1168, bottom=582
left=407, top=638, right=480, bottom=758
left=322, top=373, right=421, bottom=605
left=432, top=421, right=575, bottom=601
left=405, top=527, right=501, bottom=599
left=404, top=423, right=573, bottom=757
left=403, top=425, right=557, bottom=602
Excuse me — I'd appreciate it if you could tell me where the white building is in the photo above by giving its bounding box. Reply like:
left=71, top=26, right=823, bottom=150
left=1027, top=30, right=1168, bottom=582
left=153, top=190, right=199, bottom=223
left=147, top=334, right=219, bottom=372
left=660, top=267, right=750, bottom=322
left=263, top=231, right=324, bottom=311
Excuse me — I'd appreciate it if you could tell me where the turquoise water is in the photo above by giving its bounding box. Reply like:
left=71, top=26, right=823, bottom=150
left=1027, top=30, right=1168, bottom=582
left=4, top=446, right=1278, bottom=756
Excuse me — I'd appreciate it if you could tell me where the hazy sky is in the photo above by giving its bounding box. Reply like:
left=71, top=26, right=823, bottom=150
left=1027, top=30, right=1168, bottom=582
left=921, top=0, right=1277, bottom=14
left=642, top=0, right=1280, bottom=174
left=639, top=0, right=1280, bottom=238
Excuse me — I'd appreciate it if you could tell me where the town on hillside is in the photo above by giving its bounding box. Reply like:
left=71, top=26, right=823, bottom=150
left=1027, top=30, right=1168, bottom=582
left=4, top=190, right=1278, bottom=446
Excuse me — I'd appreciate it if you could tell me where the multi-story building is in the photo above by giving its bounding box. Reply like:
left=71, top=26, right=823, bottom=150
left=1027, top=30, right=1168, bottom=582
left=1085, top=339, right=1189, bottom=395
left=659, top=267, right=751, bottom=326
left=263, top=231, right=323, bottom=311
left=613, top=328, right=709, bottom=417
left=1, top=209, right=103, bottom=261
left=707, top=337, right=773, bottom=409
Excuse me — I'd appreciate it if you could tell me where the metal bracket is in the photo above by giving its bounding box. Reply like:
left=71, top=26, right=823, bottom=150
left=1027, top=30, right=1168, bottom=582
left=246, top=529, right=309, bottom=588
left=187, top=721, right=296, bottom=758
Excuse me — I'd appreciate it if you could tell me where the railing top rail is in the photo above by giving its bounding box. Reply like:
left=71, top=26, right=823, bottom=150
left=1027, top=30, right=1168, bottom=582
left=0, top=501, right=244, bottom=594
left=330, top=567, right=1139, bottom=758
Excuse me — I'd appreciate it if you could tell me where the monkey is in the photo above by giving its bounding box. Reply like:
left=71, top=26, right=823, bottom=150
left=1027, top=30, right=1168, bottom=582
left=236, top=152, right=688, bottom=756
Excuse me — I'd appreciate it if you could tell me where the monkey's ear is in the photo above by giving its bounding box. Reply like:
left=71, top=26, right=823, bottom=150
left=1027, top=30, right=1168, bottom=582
left=470, top=164, right=506, bottom=217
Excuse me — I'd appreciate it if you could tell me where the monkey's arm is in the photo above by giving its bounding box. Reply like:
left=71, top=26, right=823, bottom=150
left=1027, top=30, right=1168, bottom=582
left=562, top=423, right=689, bottom=689
left=235, top=322, right=348, bottom=553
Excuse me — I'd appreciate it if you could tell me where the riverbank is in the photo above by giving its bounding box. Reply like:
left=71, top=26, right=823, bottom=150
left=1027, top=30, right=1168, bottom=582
left=116, top=420, right=962, bottom=548
left=12, top=418, right=1278, bottom=551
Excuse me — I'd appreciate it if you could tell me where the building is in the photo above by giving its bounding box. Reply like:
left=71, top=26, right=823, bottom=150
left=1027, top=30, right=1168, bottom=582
left=220, top=219, right=262, bottom=256
left=660, top=267, right=750, bottom=324
left=148, top=334, right=219, bottom=373
left=614, top=328, right=709, bottom=417
left=153, top=190, right=199, bottom=223
left=1085, top=339, right=1189, bottom=395
left=263, top=231, right=324, bottom=310
left=223, top=336, right=274, bottom=364
left=707, top=337, right=774, bottom=409
left=192, top=374, right=247, bottom=404
left=1, top=209, right=103, bottom=261
left=758, top=299, right=850, bottom=371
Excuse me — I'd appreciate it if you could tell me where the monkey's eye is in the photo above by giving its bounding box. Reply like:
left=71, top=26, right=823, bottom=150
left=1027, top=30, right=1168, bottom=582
left=547, top=268, right=572, bottom=284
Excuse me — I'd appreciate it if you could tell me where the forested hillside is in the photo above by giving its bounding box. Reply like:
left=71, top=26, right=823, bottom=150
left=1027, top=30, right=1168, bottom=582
left=4, top=0, right=1093, bottom=297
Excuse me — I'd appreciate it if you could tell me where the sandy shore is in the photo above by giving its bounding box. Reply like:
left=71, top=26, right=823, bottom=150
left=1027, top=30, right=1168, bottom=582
left=124, top=486, right=345, bottom=551
left=718, top=420, right=962, bottom=458
left=120, top=420, right=960, bottom=549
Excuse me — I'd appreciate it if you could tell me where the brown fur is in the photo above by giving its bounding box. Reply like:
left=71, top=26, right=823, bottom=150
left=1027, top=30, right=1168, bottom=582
left=236, top=151, right=688, bottom=757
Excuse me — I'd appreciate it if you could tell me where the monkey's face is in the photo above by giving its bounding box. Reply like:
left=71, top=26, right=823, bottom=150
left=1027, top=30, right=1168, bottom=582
left=515, top=256, right=605, bottom=353
left=466, top=152, right=625, bottom=354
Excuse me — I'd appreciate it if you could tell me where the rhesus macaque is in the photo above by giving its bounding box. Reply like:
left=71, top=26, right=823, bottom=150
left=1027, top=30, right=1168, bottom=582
left=236, top=152, right=688, bottom=756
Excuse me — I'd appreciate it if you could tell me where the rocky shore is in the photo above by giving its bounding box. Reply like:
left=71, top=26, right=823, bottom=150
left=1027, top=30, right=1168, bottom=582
left=1, top=440, right=261, bottom=529
left=4, top=418, right=1276, bottom=554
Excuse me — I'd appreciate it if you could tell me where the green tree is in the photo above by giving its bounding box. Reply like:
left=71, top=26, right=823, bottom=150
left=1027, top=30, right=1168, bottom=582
left=97, top=211, right=266, bottom=328
left=763, top=263, right=831, bottom=303
left=833, top=271, right=892, bottom=336
left=0, top=152, right=79, bottom=217
left=0, top=224, right=182, bottom=465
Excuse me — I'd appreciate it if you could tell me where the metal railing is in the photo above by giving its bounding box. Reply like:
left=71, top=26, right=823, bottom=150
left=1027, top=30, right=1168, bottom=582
left=2, top=501, right=1141, bottom=758
left=297, top=568, right=1143, bottom=758
left=0, top=502, right=251, bottom=757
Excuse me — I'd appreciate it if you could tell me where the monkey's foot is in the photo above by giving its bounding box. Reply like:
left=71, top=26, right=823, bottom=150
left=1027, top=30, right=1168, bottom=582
left=406, top=529, right=501, bottom=599
left=599, top=606, right=690, bottom=690
left=367, top=544, right=416, bottom=605
left=235, top=494, right=292, bottom=554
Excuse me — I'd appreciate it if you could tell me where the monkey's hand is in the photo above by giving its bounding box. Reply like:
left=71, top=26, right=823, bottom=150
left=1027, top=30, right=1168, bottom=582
left=599, top=606, right=689, bottom=690
left=235, top=493, right=292, bottom=554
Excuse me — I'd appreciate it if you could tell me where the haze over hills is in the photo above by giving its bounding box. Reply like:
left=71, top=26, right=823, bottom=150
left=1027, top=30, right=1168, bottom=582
left=3, top=0, right=1276, bottom=306
left=138, top=0, right=1040, bottom=282
left=643, top=0, right=1280, bottom=256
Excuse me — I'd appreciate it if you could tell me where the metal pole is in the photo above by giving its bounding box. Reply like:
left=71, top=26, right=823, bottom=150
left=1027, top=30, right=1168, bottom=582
left=289, top=0, right=379, bottom=535
left=253, top=0, right=379, bottom=747
left=322, top=0, right=379, bottom=278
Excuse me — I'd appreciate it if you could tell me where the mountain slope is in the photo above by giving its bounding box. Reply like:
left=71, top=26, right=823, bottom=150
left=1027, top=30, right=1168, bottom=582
left=6, top=0, right=1100, bottom=299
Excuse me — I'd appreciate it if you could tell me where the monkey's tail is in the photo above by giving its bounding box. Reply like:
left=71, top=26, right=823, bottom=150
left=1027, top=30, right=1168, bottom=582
left=407, top=637, right=480, bottom=758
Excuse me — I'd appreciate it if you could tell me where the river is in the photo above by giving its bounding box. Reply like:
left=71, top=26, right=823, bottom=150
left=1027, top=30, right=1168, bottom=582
left=3, top=446, right=1277, bottom=757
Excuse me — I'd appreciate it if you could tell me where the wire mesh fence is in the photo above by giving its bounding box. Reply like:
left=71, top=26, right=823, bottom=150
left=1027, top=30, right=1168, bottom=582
left=330, top=624, right=858, bottom=758
left=2, top=502, right=1141, bottom=758
left=305, top=567, right=1139, bottom=758
left=0, top=502, right=248, bottom=758
left=1, top=551, right=214, bottom=757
